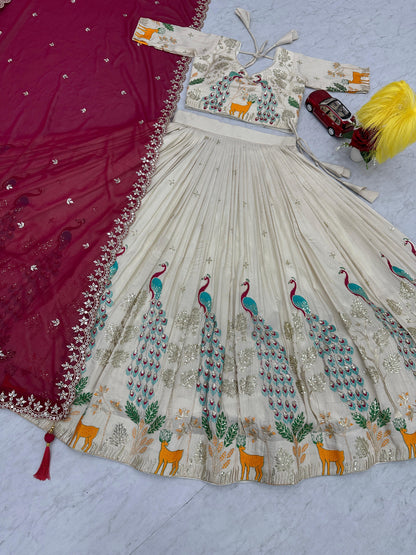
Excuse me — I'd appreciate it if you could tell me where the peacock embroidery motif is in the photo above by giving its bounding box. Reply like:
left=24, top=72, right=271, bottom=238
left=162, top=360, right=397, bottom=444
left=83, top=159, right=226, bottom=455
left=202, top=72, right=279, bottom=124
left=404, top=237, right=416, bottom=257
left=126, top=263, right=169, bottom=410
left=380, top=253, right=415, bottom=285
left=0, top=218, right=85, bottom=346
left=241, top=279, right=313, bottom=474
left=196, top=274, right=224, bottom=424
left=339, top=268, right=416, bottom=375
left=86, top=246, right=126, bottom=362
left=241, top=280, right=299, bottom=424
left=0, top=187, right=42, bottom=249
left=289, top=278, right=369, bottom=413
left=202, top=71, right=241, bottom=114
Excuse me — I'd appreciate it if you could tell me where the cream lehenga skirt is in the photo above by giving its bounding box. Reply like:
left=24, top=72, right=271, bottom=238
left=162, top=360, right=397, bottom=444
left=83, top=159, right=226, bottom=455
left=51, top=111, right=416, bottom=485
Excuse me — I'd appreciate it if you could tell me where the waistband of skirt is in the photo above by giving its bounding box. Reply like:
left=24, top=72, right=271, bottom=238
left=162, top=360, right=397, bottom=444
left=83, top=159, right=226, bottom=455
left=172, top=110, right=297, bottom=146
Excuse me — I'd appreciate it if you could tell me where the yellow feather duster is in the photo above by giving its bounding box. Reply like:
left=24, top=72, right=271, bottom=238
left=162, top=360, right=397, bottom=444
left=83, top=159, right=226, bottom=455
left=356, top=80, right=416, bottom=163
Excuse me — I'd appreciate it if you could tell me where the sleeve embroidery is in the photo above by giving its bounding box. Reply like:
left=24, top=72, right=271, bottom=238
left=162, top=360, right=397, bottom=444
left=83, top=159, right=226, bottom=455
left=132, top=18, right=220, bottom=58
left=293, top=51, right=370, bottom=94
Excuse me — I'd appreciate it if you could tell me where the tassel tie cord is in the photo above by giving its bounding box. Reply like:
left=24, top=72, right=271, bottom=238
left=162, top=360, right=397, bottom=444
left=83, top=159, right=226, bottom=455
left=289, top=121, right=379, bottom=203
left=235, top=7, right=298, bottom=69
left=235, top=7, right=378, bottom=201
left=34, top=425, right=55, bottom=481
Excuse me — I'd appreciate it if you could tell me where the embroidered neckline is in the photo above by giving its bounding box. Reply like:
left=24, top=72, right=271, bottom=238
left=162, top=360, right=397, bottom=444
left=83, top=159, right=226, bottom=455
left=234, top=44, right=283, bottom=79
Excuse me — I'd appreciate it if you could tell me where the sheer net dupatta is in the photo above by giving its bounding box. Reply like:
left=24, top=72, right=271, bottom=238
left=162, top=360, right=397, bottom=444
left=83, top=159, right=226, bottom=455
left=0, top=0, right=210, bottom=444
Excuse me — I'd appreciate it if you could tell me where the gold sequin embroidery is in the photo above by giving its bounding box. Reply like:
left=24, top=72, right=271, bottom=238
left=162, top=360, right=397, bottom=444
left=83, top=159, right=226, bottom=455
left=180, top=368, right=198, bottom=388
left=284, top=321, right=294, bottom=341
left=221, top=378, right=238, bottom=397
left=400, top=281, right=415, bottom=300
left=350, top=298, right=369, bottom=320
left=240, top=375, right=257, bottom=395
left=161, top=368, right=175, bottom=388
left=238, top=348, right=255, bottom=369
left=110, top=350, right=129, bottom=368
left=386, top=299, right=402, bottom=315
left=182, top=344, right=200, bottom=365
left=307, top=374, right=326, bottom=392
left=174, top=308, right=201, bottom=334
left=383, top=352, right=401, bottom=374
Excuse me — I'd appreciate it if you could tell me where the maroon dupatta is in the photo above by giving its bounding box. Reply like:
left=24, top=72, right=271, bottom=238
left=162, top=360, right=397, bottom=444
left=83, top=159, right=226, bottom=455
left=0, top=0, right=209, bottom=419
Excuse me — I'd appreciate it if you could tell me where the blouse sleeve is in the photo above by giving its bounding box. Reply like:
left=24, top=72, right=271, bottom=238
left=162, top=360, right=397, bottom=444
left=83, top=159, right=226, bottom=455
left=293, top=51, right=370, bottom=94
left=132, top=18, right=220, bottom=57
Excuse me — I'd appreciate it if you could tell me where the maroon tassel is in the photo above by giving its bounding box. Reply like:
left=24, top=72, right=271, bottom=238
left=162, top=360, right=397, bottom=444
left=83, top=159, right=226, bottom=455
left=34, top=427, right=55, bottom=481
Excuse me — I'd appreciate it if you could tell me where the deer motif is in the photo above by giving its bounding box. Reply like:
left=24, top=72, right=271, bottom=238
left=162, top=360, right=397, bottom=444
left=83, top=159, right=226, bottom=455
left=133, top=23, right=160, bottom=45
left=155, top=441, right=184, bottom=476
left=69, top=415, right=99, bottom=453
left=316, top=442, right=345, bottom=475
left=229, top=100, right=254, bottom=120
left=349, top=71, right=370, bottom=86
left=238, top=446, right=264, bottom=481
left=398, top=428, right=416, bottom=459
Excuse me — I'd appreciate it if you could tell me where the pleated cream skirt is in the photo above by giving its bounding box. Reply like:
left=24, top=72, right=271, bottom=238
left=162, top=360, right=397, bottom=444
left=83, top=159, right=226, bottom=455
left=52, top=112, right=416, bottom=485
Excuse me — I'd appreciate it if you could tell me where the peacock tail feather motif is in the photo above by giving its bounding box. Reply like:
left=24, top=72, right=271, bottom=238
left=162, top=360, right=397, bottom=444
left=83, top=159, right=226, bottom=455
left=340, top=267, right=416, bottom=375
left=202, top=71, right=242, bottom=112
left=372, top=305, right=415, bottom=374
left=86, top=259, right=117, bottom=361
left=196, top=276, right=224, bottom=423
left=126, top=265, right=169, bottom=410
left=306, top=313, right=369, bottom=412
left=254, top=77, right=279, bottom=125
left=291, top=278, right=369, bottom=413
left=242, top=283, right=302, bottom=423
left=242, top=282, right=313, bottom=447
left=250, top=311, right=298, bottom=424
left=86, top=247, right=127, bottom=361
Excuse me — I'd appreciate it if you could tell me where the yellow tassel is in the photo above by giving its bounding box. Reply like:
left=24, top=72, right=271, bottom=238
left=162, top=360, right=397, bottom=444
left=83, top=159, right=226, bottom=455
left=356, top=81, right=416, bottom=163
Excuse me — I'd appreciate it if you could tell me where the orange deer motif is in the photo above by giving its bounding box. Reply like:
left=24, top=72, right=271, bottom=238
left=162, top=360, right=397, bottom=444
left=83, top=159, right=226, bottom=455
left=69, top=416, right=99, bottom=453
left=238, top=446, right=264, bottom=481
left=349, top=71, right=370, bottom=86
left=155, top=441, right=184, bottom=476
left=133, top=23, right=160, bottom=45
left=348, top=71, right=370, bottom=93
left=229, top=101, right=254, bottom=120
left=398, top=428, right=416, bottom=458
left=316, top=442, right=344, bottom=475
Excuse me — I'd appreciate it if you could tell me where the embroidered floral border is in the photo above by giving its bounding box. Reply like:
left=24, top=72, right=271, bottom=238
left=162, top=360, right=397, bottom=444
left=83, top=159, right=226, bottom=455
left=0, top=0, right=12, bottom=9
left=0, top=0, right=211, bottom=419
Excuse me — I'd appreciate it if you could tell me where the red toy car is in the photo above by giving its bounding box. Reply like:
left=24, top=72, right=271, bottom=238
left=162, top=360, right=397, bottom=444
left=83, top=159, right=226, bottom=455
left=305, top=90, right=356, bottom=137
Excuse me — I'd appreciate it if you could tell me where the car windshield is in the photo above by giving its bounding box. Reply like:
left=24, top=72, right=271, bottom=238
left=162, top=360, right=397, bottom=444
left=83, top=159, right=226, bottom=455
left=320, top=98, right=351, bottom=119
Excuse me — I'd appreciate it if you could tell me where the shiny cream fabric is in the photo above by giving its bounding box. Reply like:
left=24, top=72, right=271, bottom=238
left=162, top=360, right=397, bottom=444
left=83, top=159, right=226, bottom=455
left=133, top=18, right=370, bottom=133
left=50, top=113, right=416, bottom=485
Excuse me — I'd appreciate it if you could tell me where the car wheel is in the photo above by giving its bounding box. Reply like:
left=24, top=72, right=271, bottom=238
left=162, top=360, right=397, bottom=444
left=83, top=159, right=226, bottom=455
left=306, top=103, right=313, bottom=112
left=327, top=127, right=335, bottom=136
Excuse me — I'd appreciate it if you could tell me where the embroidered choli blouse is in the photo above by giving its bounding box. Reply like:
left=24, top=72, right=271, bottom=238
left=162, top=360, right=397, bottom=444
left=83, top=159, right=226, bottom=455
left=133, top=18, right=370, bottom=132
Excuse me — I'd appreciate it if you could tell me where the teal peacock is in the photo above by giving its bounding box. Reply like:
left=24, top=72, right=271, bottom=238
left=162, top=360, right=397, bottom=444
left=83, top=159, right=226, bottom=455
left=196, top=275, right=224, bottom=423
left=241, top=280, right=299, bottom=424
left=126, top=263, right=169, bottom=410
left=339, top=267, right=416, bottom=375
left=289, top=278, right=369, bottom=413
